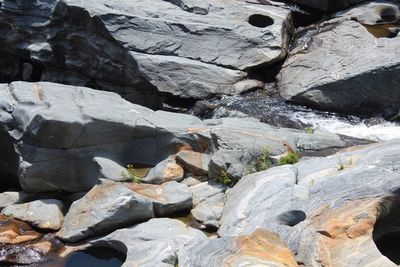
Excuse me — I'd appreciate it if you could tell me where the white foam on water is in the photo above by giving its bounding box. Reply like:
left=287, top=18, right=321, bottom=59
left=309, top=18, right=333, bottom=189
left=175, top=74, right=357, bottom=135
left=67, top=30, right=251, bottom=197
left=293, top=112, right=400, bottom=142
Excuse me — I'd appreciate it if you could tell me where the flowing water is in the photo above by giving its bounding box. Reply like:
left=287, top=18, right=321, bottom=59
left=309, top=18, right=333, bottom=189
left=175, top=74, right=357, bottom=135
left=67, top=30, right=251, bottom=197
left=192, top=90, right=400, bottom=142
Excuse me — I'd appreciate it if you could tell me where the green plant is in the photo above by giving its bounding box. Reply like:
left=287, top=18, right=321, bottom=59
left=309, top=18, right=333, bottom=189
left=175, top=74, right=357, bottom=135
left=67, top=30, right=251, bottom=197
left=279, top=151, right=301, bottom=165
left=248, top=146, right=273, bottom=174
left=216, top=169, right=232, bottom=186
left=305, top=127, right=314, bottom=134
left=121, top=164, right=142, bottom=183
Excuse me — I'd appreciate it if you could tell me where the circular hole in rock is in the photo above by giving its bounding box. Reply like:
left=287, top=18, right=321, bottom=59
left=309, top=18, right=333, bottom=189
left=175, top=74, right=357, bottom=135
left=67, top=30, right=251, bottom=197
left=380, top=6, right=398, bottom=23
left=248, top=14, right=274, bottom=28
left=276, top=210, right=306, bottom=227
left=373, top=196, right=400, bottom=264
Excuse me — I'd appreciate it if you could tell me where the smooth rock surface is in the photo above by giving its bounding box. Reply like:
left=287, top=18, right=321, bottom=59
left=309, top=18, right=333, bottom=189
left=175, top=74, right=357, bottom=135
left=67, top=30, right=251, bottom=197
left=219, top=139, right=400, bottom=265
left=58, top=181, right=192, bottom=242
left=88, top=218, right=207, bottom=267
left=127, top=181, right=193, bottom=217
left=0, top=192, right=27, bottom=210
left=0, top=81, right=210, bottom=192
left=0, top=0, right=160, bottom=108
left=178, top=229, right=299, bottom=267
left=189, top=181, right=227, bottom=227
left=57, top=182, right=154, bottom=242
left=0, top=0, right=293, bottom=100
left=278, top=16, right=400, bottom=117
left=176, top=151, right=211, bottom=175
left=2, top=199, right=64, bottom=230
left=142, top=157, right=184, bottom=184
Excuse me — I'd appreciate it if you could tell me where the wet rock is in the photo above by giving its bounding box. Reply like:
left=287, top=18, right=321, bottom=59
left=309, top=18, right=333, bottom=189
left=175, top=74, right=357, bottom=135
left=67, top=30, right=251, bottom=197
left=57, top=182, right=154, bottom=242
left=127, top=181, right=192, bottom=217
left=142, top=156, right=184, bottom=184
left=218, top=139, right=400, bottom=265
left=178, top=229, right=298, bottom=267
left=0, top=214, right=41, bottom=244
left=0, top=81, right=211, bottom=192
left=88, top=218, right=207, bottom=267
left=2, top=199, right=64, bottom=231
left=278, top=14, right=400, bottom=117
left=176, top=151, right=211, bottom=175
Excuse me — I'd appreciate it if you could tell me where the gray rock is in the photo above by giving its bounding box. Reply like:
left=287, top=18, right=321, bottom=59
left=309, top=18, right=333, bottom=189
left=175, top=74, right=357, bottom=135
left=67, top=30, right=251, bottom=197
left=88, top=218, right=207, bottom=267
left=278, top=15, right=400, bottom=117
left=57, top=182, right=154, bottom=242
left=58, top=181, right=193, bottom=242
left=176, top=151, right=211, bottom=175
left=2, top=199, right=64, bottom=230
left=218, top=139, right=400, bottom=266
left=142, top=156, right=184, bottom=184
left=0, top=192, right=27, bottom=210
left=93, top=157, right=128, bottom=182
left=178, top=229, right=298, bottom=267
left=334, top=1, right=400, bottom=26
left=133, top=52, right=247, bottom=99
left=0, top=0, right=293, bottom=101
left=1, top=81, right=211, bottom=192
left=190, top=181, right=227, bottom=227
left=206, top=117, right=352, bottom=182
left=129, top=181, right=193, bottom=217
left=0, top=0, right=159, bottom=108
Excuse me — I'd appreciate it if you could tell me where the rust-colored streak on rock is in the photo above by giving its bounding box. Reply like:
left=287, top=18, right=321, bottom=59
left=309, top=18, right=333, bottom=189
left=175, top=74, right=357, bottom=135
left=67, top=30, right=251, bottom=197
left=309, top=199, right=380, bottom=266
left=0, top=214, right=41, bottom=244
left=126, top=183, right=168, bottom=203
left=34, top=83, right=44, bottom=101
left=227, top=229, right=298, bottom=267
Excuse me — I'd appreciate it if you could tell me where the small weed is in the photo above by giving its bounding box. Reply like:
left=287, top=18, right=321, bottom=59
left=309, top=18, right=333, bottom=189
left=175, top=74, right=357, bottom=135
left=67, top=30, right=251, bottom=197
left=305, top=127, right=314, bottom=134
left=248, top=146, right=273, bottom=174
left=121, top=164, right=142, bottom=183
left=279, top=151, right=301, bottom=165
left=216, top=169, right=232, bottom=186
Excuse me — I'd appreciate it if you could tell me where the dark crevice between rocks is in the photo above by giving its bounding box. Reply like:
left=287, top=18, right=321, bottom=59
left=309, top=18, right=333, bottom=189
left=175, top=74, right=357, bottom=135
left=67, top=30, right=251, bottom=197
left=0, top=130, right=19, bottom=192
left=40, top=247, right=126, bottom=267
left=373, top=195, right=400, bottom=264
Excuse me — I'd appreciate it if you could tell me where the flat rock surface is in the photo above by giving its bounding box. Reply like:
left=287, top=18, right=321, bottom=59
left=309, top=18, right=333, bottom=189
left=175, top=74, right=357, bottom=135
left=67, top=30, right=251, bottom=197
left=178, top=229, right=299, bottom=267
left=88, top=218, right=207, bottom=267
left=2, top=199, right=64, bottom=230
left=278, top=15, right=400, bottom=116
left=219, top=139, right=400, bottom=265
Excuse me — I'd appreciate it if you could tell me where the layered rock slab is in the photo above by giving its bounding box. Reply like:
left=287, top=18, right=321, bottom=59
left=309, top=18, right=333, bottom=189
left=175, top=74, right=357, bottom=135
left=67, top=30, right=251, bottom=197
left=178, top=229, right=298, bottom=267
left=57, top=181, right=192, bottom=242
left=87, top=218, right=207, bottom=267
left=219, top=139, right=400, bottom=266
left=278, top=13, right=400, bottom=117
left=0, top=0, right=293, bottom=100
left=0, top=81, right=210, bottom=192
left=2, top=199, right=64, bottom=230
